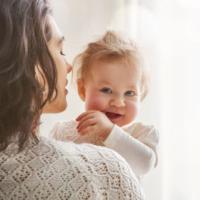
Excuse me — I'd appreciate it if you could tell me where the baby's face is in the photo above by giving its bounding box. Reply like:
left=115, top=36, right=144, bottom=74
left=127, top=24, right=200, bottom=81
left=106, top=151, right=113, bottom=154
left=82, top=60, right=141, bottom=126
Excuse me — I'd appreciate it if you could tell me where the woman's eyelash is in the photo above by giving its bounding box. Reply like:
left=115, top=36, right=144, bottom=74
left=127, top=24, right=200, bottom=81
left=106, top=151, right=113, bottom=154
left=60, top=50, right=66, bottom=56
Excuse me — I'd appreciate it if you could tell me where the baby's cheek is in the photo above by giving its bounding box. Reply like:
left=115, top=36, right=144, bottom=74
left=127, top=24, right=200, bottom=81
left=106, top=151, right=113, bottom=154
left=126, top=101, right=140, bottom=121
left=85, top=95, right=105, bottom=111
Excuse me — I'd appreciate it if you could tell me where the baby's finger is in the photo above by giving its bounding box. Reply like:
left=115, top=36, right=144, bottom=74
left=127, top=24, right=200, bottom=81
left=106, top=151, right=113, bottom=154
left=77, top=112, right=98, bottom=127
left=77, top=114, right=95, bottom=128
left=76, top=112, right=88, bottom=121
left=76, top=110, right=97, bottom=121
left=78, top=125, right=94, bottom=136
left=77, top=119, right=96, bottom=134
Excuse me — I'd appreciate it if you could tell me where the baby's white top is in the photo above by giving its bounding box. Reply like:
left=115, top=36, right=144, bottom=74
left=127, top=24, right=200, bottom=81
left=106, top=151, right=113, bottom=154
left=51, top=121, right=159, bottom=177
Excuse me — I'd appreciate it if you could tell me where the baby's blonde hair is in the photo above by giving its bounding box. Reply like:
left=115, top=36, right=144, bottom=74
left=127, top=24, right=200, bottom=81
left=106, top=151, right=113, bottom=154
left=73, top=31, right=149, bottom=100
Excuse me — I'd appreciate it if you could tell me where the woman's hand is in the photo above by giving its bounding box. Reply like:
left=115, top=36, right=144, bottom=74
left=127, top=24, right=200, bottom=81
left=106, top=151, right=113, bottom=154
left=76, top=110, right=114, bottom=142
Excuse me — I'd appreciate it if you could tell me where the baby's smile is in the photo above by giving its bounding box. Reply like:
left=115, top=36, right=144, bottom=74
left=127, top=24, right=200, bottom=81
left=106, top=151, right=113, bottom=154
left=105, top=112, right=124, bottom=121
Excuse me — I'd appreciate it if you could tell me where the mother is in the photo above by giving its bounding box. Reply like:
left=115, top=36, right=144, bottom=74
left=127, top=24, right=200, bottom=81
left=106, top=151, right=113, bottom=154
left=0, top=0, right=144, bottom=199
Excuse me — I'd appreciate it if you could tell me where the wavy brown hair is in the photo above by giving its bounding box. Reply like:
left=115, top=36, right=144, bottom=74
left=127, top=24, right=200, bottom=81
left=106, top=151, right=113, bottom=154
left=0, top=0, right=57, bottom=150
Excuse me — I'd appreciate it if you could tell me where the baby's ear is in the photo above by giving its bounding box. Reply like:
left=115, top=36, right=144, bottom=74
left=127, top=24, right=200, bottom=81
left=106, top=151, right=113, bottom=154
left=77, top=79, right=85, bottom=101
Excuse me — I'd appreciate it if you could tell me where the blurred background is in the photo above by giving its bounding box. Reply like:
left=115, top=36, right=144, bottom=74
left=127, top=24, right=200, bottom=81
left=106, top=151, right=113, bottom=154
left=40, top=0, right=200, bottom=199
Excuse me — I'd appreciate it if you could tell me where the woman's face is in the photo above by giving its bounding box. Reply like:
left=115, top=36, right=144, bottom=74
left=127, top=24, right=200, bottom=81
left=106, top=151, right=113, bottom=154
left=43, top=17, right=72, bottom=113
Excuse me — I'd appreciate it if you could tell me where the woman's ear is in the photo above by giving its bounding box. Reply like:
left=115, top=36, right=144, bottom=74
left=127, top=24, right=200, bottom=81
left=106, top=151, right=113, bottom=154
left=77, top=79, right=86, bottom=101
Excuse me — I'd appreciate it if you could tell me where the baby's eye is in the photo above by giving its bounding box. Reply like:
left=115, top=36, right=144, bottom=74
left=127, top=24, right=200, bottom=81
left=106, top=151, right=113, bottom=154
left=100, top=87, right=112, bottom=94
left=125, top=90, right=137, bottom=97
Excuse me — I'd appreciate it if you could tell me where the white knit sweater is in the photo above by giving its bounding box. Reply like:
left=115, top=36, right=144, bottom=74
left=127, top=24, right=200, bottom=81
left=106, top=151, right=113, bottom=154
left=0, top=136, right=144, bottom=200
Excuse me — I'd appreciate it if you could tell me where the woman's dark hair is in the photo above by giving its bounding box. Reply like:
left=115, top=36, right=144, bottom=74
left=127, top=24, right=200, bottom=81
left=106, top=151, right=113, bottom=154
left=0, top=0, right=57, bottom=150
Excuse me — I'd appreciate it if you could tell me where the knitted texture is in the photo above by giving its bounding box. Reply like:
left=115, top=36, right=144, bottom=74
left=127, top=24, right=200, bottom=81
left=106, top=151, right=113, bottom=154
left=51, top=121, right=159, bottom=176
left=0, top=136, right=144, bottom=200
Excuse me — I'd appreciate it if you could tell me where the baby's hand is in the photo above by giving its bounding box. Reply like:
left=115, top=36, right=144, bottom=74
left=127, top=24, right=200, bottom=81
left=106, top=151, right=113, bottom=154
left=76, top=110, right=114, bottom=142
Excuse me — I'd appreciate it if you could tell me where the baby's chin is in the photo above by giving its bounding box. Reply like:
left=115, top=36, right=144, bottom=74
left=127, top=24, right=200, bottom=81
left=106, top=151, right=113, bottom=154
left=114, top=121, right=128, bottom=127
left=111, top=117, right=134, bottom=127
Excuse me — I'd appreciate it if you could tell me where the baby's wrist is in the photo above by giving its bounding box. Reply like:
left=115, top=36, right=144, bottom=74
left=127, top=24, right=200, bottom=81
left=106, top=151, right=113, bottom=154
left=100, top=124, right=114, bottom=141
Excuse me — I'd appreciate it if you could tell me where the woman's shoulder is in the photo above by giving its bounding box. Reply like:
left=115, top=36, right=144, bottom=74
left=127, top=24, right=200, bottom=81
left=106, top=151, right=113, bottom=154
left=0, top=136, right=144, bottom=199
left=37, top=137, right=145, bottom=199
left=39, top=136, right=135, bottom=171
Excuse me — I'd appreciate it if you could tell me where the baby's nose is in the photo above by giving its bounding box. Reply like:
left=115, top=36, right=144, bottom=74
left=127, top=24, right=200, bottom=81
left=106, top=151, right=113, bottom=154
left=110, top=96, right=125, bottom=107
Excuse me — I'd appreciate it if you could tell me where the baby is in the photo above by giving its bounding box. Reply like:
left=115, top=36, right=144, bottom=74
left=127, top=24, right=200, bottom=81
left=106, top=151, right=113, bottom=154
left=51, top=31, right=159, bottom=177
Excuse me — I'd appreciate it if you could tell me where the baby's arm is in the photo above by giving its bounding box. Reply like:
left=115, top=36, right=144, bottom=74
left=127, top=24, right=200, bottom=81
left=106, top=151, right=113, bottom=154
left=50, top=119, right=104, bottom=144
left=50, top=120, right=79, bottom=142
left=104, top=123, right=159, bottom=176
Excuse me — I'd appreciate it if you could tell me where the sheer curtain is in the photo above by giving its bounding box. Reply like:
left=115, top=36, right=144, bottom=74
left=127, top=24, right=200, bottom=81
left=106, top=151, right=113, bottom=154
left=136, top=0, right=200, bottom=199
left=41, top=0, right=200, bottom=199
left=130, top=0, right=200, bottom=199
left=156, top=1, right=200, bottom=199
